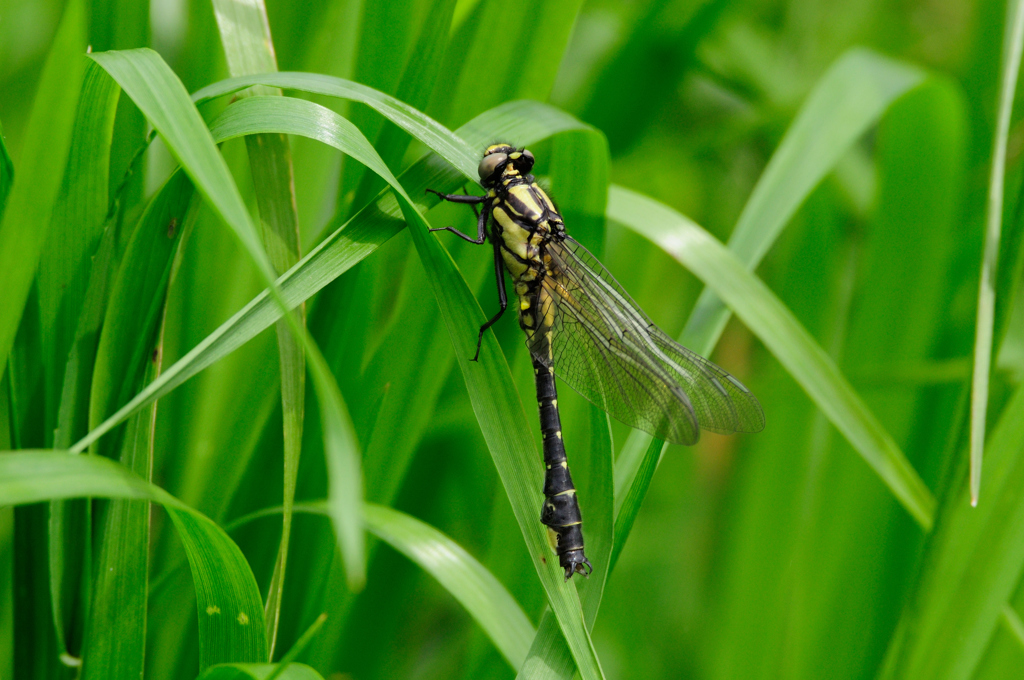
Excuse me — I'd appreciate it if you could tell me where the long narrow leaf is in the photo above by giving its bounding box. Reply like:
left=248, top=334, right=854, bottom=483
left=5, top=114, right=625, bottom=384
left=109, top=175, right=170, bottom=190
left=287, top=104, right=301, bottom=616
left=0, top=451, right=267, bottom=668
left=210, top=0, right=304, bottom=655
left=207, top=93, right=605, bottom=679
left=0, top=0, right=86, bottom=381
left=224, top=500, right=535, bottom=670
left=969, top=0, right=1024, bottom=504
left=71, top=99, right=587, bottom=455
left=86, top=48, right=366, bottom=590
left=608, top=185, right=935, bottom=528
left=683, top=49, right=924, bottom=353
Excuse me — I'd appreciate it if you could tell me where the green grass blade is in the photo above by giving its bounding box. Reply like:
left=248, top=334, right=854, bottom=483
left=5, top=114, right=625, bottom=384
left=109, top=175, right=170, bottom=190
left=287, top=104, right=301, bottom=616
left=206, top=93, right=604, bottom=678
left=0, top=0, right=86, bottom=382
left=0, top=450, right=267, bottom=668
left=71, top=99, right=586, bottom=468
left=87, top=48, right=366, bottom=591
left=88, top=170, right=193, bottom=443
left=196, top=663, right=325, bottom=680
left=428, top=0, right=583, bottom=126
left=409, top=168, right=605, bottom=680
left=0, top=117, right=13, bottom=214
left=191, top=71, right=479, bottom=178
left=609, top=185, right=935, bottom=529
left=364, top=503, right=535, bottom=669
left=969, top=0, right=1024, bottom=505
left=40, top=57, right=121, bottom=666
left=81, top=355, right=161, bottom=679
left=225, top=501, right=535, bottom=670
left=878, top=384, right=1024, bottom=679
left=683, top=48, right=925, bottom=353
left=210, top=0, right=304, bottom=656
left=38, top=60, right=120, bottom=438
left=79, top=172, right=195, bottom=679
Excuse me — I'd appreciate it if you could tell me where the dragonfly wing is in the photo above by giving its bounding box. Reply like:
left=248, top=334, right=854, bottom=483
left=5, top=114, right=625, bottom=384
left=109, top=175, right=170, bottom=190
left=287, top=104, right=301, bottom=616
left=529, top=237, right=764, bottom=444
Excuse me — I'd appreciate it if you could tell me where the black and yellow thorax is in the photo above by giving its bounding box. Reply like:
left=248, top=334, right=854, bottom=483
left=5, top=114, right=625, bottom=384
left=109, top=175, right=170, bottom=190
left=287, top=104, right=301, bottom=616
left=478, top=145, right=567, bottom=341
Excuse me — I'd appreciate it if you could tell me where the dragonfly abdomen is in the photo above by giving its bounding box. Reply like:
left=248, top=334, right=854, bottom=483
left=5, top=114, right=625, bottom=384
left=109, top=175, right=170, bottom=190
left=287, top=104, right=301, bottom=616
left=533, top=350, right=592, bottom=580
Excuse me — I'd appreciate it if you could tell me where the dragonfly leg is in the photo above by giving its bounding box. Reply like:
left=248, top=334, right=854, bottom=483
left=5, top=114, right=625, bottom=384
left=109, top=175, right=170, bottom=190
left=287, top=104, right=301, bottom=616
left=462, top=185, right=481, bottom=219
left=472, top=242, right=508, bottom=361
left=426, top=188, right=486, bottom=204
left=427, top=189, right=489, bottom=244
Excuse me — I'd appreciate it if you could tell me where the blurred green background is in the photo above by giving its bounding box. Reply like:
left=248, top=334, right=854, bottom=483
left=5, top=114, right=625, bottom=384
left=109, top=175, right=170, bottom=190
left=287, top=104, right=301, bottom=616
left=2, top=0, right=1023, bottom=678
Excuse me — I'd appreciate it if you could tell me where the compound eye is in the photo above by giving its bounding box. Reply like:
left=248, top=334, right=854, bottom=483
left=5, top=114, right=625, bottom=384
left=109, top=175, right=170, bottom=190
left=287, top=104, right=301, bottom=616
left=520, top=149, right=535, bottom=171
left=478, top=153, right=507, bottom=181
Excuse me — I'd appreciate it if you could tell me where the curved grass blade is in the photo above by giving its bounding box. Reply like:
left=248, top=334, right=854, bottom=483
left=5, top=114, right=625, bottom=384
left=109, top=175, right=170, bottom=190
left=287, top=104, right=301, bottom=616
left=196, top=663, right=324, bottom=680
left=198, top=613, right=328, bottom=680
left=66, top=91, right=600, bottom=676
left=409, top=166, right=605, bottom=680
left=0, top=0, right=86, bottom=383
left=191, top=72, right=480, bottom=178
left=683, top=48, right=925, bottom=354
left=0, top=451, right=267, bottom=668
left=0, top=117, right=12, bottom=214
left=608, top=48, right=931, bottom=586
left=71, top=99, right=585, bottom=456
left=210, top=0, right=304, bottom=655
left=81, top=171, right=195, bottom=680
left=608, top=185, right=935, bottom=529
left=42, top=57, right=122, bottom=667
left=201, top=94, right=602, bottom=676
left=85, top=48, right=366, bottom=590
left=225, top=502, right=534, bottom=670
left=969, top=0, right=1024, bottom=505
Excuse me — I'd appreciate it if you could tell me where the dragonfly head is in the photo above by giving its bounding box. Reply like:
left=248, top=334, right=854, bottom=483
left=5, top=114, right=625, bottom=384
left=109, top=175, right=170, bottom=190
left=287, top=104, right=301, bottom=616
left=478, top=143, right=535, bottom=186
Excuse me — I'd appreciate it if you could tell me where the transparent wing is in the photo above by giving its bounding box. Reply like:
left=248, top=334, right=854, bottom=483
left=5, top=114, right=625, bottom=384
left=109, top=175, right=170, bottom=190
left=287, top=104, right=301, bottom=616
left=526, top=236, right=765, bottom=445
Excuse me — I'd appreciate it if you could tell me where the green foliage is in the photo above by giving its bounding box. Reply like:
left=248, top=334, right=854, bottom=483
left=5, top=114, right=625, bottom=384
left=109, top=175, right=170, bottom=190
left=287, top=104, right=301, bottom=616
left=0, top=0, right=1021, bottom=679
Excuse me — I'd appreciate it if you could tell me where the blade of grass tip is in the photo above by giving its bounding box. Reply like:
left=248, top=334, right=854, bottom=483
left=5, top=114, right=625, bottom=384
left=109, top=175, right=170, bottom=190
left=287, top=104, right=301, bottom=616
left=0, top=0, right=86, bottom=384
left=609, top=185, right=936, bottom=529
left=210, top=0, right=304, bottom=657
left=87, top=48, right=366, bottom=590
left=970, top=0, right=1024, bottom=506
left=0, top=451, right=267, bottom=667
left=682, top=48, right=925, bottom=354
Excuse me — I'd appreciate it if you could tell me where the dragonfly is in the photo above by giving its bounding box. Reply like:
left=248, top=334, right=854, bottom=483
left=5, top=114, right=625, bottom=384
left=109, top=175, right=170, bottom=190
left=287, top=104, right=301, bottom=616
left=428, top=144, right=765, bottom=579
